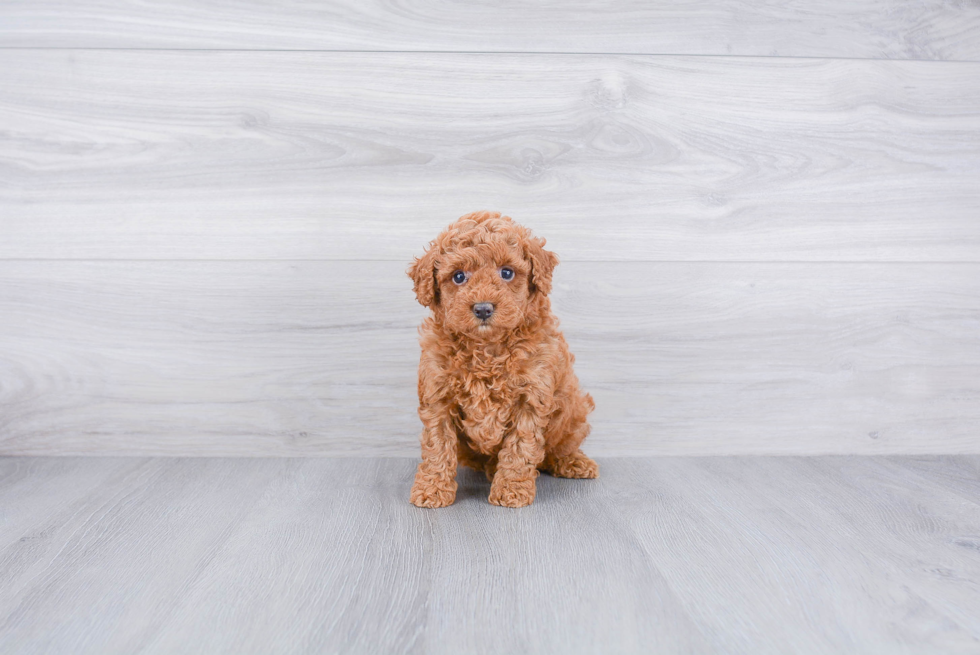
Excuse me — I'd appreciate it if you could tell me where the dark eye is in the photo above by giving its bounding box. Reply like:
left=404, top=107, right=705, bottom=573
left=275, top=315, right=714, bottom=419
left=500, top=267, right=515, bottom=281
left=452, top=270, right=466, bottom=285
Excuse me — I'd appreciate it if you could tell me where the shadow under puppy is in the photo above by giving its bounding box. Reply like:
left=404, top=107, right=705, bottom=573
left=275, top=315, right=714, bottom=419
left=408, top=211, right=597, bottom=508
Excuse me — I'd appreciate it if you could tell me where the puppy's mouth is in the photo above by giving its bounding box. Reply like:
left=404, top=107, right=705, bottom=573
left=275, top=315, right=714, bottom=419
left=471, top=315, right=500, bottom=335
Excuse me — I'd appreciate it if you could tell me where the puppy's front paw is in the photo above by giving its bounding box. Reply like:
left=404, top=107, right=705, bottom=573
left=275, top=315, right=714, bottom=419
left=489, top=477, right=536, bottom=508
left=410, top=476, right=457, bottom=508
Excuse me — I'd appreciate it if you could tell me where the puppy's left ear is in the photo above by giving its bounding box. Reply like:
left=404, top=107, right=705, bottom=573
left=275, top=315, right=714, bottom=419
left=524, top=235, right=559, bottom=295
left=408, top=246, right=440, bottom=307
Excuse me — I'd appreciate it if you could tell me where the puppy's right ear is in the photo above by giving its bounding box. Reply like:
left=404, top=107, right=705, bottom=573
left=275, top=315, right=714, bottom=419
left=408, top=246, right=439, bottom=307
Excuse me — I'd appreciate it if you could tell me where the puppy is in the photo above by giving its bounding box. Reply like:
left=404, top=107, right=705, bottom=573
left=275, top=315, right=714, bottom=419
left=408, top=211, right=597, bottom=508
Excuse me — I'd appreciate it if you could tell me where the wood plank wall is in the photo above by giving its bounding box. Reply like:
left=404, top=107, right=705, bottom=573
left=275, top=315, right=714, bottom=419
left=2, top=3, right=979, bottom=456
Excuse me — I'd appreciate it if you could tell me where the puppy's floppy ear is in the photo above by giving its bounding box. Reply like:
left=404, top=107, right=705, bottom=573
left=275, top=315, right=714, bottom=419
left=523, top=235, right=559, bottom=295
left=408, top=246, right=440, bottom=307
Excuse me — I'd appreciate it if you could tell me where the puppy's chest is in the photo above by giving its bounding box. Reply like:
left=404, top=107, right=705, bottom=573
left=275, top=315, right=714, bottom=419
left=449, top=352, right=525, bottom=447
left=451, top=375, right=519, bottom=451
left=453, top=375, right=516, bottom=418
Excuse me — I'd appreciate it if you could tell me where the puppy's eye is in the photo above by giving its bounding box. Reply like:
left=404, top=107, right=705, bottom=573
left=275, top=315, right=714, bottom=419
left=452, top=270, right=467, bottom=285
left=499, top=267, right=515, bottom=281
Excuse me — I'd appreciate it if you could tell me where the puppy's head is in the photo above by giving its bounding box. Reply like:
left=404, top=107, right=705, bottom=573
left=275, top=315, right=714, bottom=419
left=408, top=211, right=558, bottom=340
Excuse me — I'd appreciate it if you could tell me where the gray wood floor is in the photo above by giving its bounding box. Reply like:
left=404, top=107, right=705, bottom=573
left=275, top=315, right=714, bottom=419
left=2, top=455, right=979, bottom=654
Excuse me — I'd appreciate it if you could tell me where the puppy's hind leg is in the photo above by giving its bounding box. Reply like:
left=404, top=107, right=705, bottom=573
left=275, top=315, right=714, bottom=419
left=541, top=450, right=599, bottom=479
left=541, top=412, right=598, bottom=479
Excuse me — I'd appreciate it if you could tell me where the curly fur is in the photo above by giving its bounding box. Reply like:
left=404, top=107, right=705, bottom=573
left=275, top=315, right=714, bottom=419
left=408, top=211, right=597, bottom=508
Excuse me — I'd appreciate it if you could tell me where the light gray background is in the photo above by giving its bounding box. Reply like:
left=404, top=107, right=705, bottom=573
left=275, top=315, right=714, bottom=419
left=3, top=7, right=980, bottom=655
left=2, top=2, right=979, bottom=456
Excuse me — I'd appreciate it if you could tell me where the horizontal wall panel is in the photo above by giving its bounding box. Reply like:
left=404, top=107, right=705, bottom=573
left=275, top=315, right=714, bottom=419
left=1, top=1, right=979, bottom=60
left=1, top=261, right=977, bottom=456
left=2, top=51, right=980, bottom=262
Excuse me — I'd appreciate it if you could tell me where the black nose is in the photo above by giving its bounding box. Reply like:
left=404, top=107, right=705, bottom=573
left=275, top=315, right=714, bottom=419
left=472, top=303, right=495, bottom=320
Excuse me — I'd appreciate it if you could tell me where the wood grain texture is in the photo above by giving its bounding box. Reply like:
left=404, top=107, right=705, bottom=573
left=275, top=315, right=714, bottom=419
left=2, top=51, right=979, bottom=261
left=2, top=456, right=980, bottom=654
left=2, top=1, right=980, bottom=60
left=2, top=260, right=978, bottom=457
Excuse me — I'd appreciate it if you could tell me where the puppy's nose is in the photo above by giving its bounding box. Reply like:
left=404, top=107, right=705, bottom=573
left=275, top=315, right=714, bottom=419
left=472, top=303, right=495, bottom=320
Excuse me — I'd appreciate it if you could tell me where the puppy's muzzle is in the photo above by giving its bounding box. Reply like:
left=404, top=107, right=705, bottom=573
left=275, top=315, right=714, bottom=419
left=472, top=303, right=495, bottom=320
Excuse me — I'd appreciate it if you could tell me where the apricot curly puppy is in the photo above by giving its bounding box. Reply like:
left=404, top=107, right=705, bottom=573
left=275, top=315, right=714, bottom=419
left=408, top=211, right=597, bottom=508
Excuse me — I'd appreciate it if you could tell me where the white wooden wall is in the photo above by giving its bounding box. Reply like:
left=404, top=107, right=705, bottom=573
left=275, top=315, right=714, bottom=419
left=2, top=3, right=979, bottom=456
